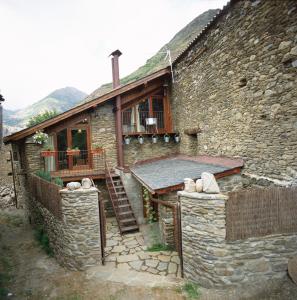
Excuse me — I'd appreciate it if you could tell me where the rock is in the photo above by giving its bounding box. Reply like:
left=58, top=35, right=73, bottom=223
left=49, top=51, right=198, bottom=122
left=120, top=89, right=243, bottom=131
left=288, top=256, right=297, bottom=285
left=81, top=178, right=92, bottom=189
left=171, top=256, right=180, bottom=264
left=106, top=239, right=118, bottom=247
left=184, top=178, right=196, bottom=193
left=157, top=262, right=168, bottom=271
left=168, top=262, right=177, bottom=274
left=195, top=179, right=203, bottom=192
left=278, top=41, right=292, bottom=50
left=157, top=255, right=171, bottom=262
left=111, top=245, right=126, bottom=253
left=201, top=172, right=220, bottom=194
left=145, top=259, right=159, bottom=268
left=147, top=267, right=159, bottom=274
left=290, top=46, right=297, bottom=56
left=117, top=262, right=131, bottom=270
left=129, top=260, right=143, bottom=271
left=66, top=182, right=81, bottom=190
left=117, top=254, right=139, bottom=263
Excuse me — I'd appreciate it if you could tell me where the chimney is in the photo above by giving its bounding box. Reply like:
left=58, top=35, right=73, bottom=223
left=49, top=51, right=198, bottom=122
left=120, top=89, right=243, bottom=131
left=0, top=93, right=4, bottom=149
left=110, top=49, right=122, bottom=88
left=110, top=50, right=124, bottom=168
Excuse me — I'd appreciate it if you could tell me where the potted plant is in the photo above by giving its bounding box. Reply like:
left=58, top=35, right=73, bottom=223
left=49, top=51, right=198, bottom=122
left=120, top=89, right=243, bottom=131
left=124, top=135, right=131, bottom=145
left=41, top=144, right=55, bottom=157
left=174, top=133, right=180, bottom=143
left=66, top=147, right=80, bottom=156
left=32, top=130, right=49, bottom=145
left=164, top=133, right=170, bottom=143
left=138, top=135, right=144, bottom=144
left=152, top=134, right=158, bottom=144
left=91, top=143, right=104, bottom=154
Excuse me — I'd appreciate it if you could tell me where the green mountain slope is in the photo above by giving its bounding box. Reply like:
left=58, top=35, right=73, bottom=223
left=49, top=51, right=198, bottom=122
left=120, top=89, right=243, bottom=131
left=84, top=9, right=219, bottom=102
left=3, top=87, right=87, bottom=133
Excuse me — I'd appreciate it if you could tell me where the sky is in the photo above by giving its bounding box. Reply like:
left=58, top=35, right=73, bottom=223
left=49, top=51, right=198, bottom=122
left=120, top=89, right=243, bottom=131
left=0, top=0, right=227, bottom=110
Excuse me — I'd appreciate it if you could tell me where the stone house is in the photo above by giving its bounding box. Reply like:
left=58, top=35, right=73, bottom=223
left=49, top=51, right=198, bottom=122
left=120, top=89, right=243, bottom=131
left=4, top=0, right=297, bottom=242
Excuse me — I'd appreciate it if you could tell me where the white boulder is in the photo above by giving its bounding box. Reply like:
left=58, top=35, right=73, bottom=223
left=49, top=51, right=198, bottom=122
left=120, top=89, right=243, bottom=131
left=201, top=172, right=220, bottom=194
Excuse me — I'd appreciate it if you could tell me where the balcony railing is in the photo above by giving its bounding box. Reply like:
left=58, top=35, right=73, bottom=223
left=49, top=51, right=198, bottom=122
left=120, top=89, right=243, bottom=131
left=42, top=149, right=106, bottom=179
left=122, top=110, right=165, bottom=134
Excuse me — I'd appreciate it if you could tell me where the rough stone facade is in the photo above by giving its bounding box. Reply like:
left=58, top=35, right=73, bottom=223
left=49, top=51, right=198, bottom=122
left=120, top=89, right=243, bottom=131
left=0, top=144, right=12, bottom=182
left=172, top=0, right=297, bottom=183
left=179, top=191, right=297, bottom=289
left=123, top=138, right=178, bottom=166
left=28, top=187, right=102, bottom=270
left=117, top=169, right=144, bottom=224
left=91, top=102, right=117, bottom=168
left=24, top=140, right=43, bottom=173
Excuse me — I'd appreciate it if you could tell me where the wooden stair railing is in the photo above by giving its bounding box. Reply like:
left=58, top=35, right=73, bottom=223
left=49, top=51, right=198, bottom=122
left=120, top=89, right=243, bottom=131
left=105, top=162, right=139, bottom=234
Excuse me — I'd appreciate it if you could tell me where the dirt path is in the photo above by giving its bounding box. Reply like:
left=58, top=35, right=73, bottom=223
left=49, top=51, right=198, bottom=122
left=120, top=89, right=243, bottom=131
left=1, top=208, right=297, bottom=300
left=0, top=209, right=185, bottom=300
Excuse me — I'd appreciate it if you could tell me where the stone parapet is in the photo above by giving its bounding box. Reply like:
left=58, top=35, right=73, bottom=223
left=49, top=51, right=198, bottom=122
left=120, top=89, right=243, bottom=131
left=30, top=187, right=102, bottom=270
left=179, top=191, right=297, bottom=289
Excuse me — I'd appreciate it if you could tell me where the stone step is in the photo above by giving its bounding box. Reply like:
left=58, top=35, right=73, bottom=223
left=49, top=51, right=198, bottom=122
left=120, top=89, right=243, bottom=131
left=121, top=225, right=139, bottom=232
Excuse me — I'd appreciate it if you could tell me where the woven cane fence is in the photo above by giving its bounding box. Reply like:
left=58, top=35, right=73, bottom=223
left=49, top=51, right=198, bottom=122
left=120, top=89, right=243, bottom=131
left=226, top=187, right=297, bottom=241
left=29, top=174, right=62, bottom=220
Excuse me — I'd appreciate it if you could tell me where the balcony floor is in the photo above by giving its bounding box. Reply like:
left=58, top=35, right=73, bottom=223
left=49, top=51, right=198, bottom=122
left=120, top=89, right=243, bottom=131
left=50, top=169, right=106, bottom=182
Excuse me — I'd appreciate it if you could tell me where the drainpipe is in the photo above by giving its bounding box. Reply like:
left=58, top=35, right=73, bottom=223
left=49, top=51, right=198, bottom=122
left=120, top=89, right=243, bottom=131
left=110, top=50, right=124, bottom=168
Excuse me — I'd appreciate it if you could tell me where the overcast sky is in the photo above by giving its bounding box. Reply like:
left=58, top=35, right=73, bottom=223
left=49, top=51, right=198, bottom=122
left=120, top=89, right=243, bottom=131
left=0, top=0, right=227, bottom=110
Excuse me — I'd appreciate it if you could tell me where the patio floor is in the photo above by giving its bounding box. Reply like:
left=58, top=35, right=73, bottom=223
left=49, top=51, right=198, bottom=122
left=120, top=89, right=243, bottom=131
left=105, top=218, right=181, bottom=277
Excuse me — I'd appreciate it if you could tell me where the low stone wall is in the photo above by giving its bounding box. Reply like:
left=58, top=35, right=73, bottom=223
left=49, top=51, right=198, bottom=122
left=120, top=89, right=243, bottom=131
left=178, top=191, right=297, bottom=289
left=29, top=187, right=102, bottom=270
left=117, top=170, right=144, bottom=224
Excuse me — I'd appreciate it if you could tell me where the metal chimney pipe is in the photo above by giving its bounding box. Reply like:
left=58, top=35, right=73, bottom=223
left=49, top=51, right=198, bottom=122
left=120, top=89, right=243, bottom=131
left=110, top=50, right=124, bottom=168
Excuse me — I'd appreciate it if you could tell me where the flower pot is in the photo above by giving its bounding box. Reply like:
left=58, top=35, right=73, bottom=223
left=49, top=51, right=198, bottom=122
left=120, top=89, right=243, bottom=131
left=91, top=148, right=104, bottom=155
left=41, top=151, right=55, bottom=157
left=174, top=135, right=180, bottom=143
left=124, top=136, right=131, bottom=145
left=152, top=136, right=158, bottom=144
left=164, top=135, right=170, bottom=143
left=138, top=136, right=144, bottom=144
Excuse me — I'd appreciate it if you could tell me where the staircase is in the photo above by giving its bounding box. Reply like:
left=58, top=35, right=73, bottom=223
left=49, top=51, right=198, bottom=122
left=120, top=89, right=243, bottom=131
left=105, top=163, right=139, bottom=234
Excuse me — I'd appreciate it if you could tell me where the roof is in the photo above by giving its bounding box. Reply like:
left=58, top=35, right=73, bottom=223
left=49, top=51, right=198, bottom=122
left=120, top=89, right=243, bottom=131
left=173, top=0, right=238, bottom=65
left=4, top=67, right=170, bottom=143
left=130, top=155, right=244, bottom=194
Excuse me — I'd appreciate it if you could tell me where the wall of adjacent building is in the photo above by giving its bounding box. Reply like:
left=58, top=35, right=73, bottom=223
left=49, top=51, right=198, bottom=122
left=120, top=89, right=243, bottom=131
left=172, top=0, right=297, bottom=184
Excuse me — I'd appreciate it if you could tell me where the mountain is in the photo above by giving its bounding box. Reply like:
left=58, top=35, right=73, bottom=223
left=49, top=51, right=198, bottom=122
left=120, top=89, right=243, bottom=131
left=3, top=9, right=219, bottom=136
left=3, top=87, right=87, bottom=135
left=84, top=9, right=219, bottom=102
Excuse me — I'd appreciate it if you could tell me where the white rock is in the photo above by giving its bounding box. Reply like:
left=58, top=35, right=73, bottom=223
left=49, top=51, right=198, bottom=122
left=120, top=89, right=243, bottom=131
left=195, top=179, right=203, bottom=192
left=66, top=182, right=81, bottom=190
left=184, top=178, right=196, bottom=193
left=81, top=178, right=92, bottom=189
left=201, top=172, right=220, bottom=194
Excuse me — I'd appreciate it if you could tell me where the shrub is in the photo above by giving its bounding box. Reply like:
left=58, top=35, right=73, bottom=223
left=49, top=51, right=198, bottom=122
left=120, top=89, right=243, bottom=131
left=34, top=226, right=53, bottom=256
left=146, top=243, right=173, bottom=252
left=27, top=110, right=58, bottom=127
left=35, top=170, right=51, bottom=182
left=53, top=177, right=63, bottom=187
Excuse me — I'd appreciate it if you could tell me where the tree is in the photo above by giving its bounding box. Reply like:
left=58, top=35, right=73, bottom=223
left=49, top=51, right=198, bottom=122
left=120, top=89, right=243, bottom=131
left=26, top=110, right=58, bottom=127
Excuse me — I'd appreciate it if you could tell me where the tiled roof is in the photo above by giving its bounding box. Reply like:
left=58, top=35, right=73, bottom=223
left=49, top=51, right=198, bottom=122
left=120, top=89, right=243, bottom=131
left=130, top=155, right=243, bottom=193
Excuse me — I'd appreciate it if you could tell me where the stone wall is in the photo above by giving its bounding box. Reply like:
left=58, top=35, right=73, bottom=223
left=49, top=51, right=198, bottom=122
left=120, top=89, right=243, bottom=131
left=172, top=0, right=297, bottom=183
left=28, top=187, right=102, bottom=270
left=123, top=137, right=178, bottom=166
left=0, top=144, right=12, bottom=182
left=117, top=170, right=144, bottom=224
left=91, top=102, right=117, bottom=168
left=24, top=140, right=43, bottom=173
left=179, top=191, right=297, bottom=289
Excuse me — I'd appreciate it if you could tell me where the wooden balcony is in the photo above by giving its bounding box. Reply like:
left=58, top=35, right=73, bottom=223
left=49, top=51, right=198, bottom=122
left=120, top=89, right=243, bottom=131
left=42, top=150, right=106, bottom=182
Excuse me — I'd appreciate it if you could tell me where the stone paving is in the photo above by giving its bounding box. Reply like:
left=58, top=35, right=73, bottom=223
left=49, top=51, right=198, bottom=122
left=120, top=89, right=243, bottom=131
left=104, top=218, right=181, bottom=277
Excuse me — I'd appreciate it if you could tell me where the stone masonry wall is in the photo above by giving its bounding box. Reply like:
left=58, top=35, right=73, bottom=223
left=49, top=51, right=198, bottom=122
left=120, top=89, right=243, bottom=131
left=91, top=102, right=117, bottom=168
left=24, top=141, right=43, bottom=173
left=28, top=187, right=102, bottom=270
left=172, top=0, right=297, bottom=183
left=123, top=137, right=178, bottom=166
left=0, top=144, right=12, bottom=182
left=179, top=191, right=297, bottom=289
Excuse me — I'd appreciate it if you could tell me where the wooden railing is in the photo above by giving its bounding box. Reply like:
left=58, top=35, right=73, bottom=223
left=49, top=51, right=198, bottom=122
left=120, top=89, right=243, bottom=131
left=122, top=110, right=165, bottom=134
left=42, top=149, right=106, bottom=178
left=29, top=174, right=62, bottom=219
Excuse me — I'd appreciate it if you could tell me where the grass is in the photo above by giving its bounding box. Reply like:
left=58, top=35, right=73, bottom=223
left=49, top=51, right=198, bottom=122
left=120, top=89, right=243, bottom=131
left=34, top=226, right=54, bottom=257
left=146, top=243, right=173, bottom=252
left=181, top=282, right=201, bottom=299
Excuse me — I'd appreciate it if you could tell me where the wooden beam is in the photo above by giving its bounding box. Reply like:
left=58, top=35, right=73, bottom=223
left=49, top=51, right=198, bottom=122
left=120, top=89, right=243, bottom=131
left=4, top=68, right=170, bottom=143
